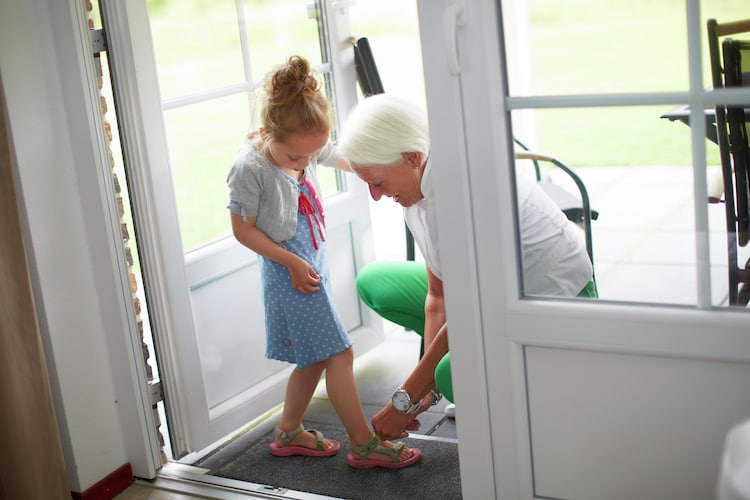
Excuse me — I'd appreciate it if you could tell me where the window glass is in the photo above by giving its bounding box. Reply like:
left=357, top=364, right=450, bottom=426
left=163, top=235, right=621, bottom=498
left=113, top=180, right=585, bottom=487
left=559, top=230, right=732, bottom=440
left=162, top=94, right=248, bottom=249
left=148, top=1, right=246, bottom=100
left=349, top=1, right=425, bottom=106
left=504, top=1, right=750, bottom=308
left=146, top=0, right=335, bottom=252
left=506, top=0, right=746, bottom=98
left=349, top=0, right=426, bottom=262
left=506, top=0, right=687, bottom=97
left=511, top=102, right=731, bottom=307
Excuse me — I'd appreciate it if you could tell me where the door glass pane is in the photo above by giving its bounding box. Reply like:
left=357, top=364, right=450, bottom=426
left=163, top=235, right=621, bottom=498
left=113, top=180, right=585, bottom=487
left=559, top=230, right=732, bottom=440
left=504, top=0, right=747, bottom=97
left=516, top=106, right=696, bottom=305
left=349, top=0, right=425, bottom=104
left=148, top=1, right=246, bottom=100
left=349, top=0, right=426, bottom=261
left=511, top=105, right=734, bottom=307
left=147, top=0, right=336, bottom=252
left=505, top=0, right=686, bottom=96
left=504, top=1, right=750, bottom=308
left=163, top=94, right=248, bottom=250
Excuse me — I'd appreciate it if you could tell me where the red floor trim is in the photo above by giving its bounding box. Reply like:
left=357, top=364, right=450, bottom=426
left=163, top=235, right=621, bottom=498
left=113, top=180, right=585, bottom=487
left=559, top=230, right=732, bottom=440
left=71, top=463, right=133, bottom=500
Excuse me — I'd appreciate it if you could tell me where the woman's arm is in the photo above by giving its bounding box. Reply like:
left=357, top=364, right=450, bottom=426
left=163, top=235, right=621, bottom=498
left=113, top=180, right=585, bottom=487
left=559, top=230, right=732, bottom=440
left=333, top=156, right=352, bottom=172
left=231, top=213, right=321, bottom=293
left=371, top=322, right=449, bottom=439
left=371, top=266, right=449, bottom=439
left=423, top=267, right=446, bottom=351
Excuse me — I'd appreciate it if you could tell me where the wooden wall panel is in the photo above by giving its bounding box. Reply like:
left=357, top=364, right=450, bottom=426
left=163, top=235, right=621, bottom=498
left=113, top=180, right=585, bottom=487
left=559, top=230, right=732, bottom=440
left=0, top=74, right=70, bottom=498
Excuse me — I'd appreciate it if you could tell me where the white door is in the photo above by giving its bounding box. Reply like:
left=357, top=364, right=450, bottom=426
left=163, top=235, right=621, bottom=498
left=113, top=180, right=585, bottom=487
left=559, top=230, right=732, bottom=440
left=101, top=0, right=379, bottom=458
left=418, top=1, right=750, bottom=498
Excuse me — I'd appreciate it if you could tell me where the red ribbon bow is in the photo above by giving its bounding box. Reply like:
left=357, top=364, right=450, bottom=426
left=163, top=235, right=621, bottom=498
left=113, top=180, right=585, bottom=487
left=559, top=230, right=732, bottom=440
left=299, top=179, right=326, bottom=249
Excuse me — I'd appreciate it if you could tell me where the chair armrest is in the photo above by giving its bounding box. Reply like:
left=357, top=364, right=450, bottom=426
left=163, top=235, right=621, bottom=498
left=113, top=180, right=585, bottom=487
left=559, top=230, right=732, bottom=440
left=514, top=151, right=554, bottom=162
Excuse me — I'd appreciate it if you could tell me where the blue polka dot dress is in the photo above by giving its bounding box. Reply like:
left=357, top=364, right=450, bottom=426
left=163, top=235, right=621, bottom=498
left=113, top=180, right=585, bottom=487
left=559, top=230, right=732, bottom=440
left=259, top=170, right=352, bottom=369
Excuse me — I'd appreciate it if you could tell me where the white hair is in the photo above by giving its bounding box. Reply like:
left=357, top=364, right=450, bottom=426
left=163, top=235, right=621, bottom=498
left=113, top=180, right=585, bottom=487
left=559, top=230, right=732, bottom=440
left=338, top=94, right=430, bottom=167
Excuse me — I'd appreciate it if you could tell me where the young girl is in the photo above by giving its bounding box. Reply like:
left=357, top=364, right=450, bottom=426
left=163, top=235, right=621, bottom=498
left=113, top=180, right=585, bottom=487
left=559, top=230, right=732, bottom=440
left=226, top=56, right=420, bottom=469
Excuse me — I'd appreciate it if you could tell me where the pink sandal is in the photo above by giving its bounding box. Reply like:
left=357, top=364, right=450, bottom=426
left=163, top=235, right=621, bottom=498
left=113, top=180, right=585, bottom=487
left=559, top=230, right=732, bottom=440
left=346, top=435, right=421, bottom=469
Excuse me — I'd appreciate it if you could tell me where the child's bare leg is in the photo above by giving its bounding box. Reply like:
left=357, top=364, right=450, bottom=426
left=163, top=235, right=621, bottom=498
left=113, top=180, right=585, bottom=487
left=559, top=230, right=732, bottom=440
left=276, top=361, right=336, bottom=451
left=325, top=348, right=414, bottom=462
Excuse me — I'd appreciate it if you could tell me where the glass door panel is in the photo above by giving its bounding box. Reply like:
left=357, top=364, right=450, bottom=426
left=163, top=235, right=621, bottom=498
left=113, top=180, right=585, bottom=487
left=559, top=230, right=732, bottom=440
left=147, top=0, right=339, bottom=253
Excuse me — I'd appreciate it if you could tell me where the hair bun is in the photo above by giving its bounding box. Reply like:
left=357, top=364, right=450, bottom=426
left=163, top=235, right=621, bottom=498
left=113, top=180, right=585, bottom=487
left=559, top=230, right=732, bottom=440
left=258, top=55, right=331, bottom=141
left=268, top=56, right=319, bottom=106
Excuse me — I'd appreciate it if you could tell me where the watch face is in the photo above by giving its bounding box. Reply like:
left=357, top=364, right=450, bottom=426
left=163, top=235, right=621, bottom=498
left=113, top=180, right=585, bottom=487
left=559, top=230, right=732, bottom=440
left=392, top=390, right=412, bottom=412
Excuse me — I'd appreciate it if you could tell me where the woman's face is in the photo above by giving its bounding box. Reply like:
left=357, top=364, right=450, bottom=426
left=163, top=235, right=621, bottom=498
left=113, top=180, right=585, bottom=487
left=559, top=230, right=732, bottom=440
left=263, top=130, right=329, bottom=172
left=352, top=152, right=425, bottom=207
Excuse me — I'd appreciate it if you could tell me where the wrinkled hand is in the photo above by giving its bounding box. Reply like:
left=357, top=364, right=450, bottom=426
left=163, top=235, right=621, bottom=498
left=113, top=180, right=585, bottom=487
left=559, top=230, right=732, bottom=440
left=371, top=403, right=414, bottom=440
left=288, top=257, right=320, bottom=293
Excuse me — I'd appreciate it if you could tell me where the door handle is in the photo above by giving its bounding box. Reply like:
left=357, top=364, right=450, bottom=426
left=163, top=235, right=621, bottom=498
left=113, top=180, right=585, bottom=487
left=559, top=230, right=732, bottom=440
left=444, top=2, right=467, bottom=76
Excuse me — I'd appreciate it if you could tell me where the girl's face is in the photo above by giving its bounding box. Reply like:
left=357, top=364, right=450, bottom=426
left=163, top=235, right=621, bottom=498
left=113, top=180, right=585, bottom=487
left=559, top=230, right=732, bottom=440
left=352, top=152, right=425, bottom=207
left=263, top=130, right=329, bottom=173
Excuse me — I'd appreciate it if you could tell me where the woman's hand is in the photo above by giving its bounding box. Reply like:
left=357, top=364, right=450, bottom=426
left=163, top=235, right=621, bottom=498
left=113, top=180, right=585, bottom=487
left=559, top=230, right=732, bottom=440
left=287, top=256, right=321, bottom=293
left=371, top=403, right=413, bottom=440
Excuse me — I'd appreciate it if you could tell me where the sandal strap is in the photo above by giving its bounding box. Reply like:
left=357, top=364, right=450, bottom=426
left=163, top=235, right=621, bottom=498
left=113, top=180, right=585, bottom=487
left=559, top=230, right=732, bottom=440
left=360, top=434, right=380, bottom=453
left=274, top=425, right=328, bottom=451
left=352, top=435, right=405, bottom=463
left=308, top=429, right=325, bottom=451
left=274, top=424, right=304, bottom=447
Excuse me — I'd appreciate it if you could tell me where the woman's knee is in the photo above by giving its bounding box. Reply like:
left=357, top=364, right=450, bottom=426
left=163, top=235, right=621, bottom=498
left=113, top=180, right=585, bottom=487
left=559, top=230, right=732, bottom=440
left=355, top=263, right=381, bottom=307
left=356, top=261, right=428, bottom=308
left=435, top=353, right=453, bottom=403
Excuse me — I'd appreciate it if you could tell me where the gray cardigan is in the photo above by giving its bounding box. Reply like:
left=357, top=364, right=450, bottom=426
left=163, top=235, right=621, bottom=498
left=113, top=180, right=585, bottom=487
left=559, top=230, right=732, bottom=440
left=227, top=139, right=340, bottom=243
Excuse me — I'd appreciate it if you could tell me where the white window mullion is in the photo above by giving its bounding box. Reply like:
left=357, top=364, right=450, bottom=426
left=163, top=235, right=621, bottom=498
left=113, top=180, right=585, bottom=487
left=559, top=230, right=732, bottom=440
left=686, top=0, right=712, bottom=309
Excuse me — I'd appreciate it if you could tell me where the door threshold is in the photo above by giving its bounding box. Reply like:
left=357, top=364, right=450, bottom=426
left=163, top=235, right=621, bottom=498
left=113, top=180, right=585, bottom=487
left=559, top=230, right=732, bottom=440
left=154, top=432, right=457, bottom=500
left=152, top=462, right=341, bottom=499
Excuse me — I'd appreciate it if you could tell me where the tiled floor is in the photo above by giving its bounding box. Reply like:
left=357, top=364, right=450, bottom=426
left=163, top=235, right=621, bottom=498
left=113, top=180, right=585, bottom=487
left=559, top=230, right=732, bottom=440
left=117, top=164, right=748, bottom=499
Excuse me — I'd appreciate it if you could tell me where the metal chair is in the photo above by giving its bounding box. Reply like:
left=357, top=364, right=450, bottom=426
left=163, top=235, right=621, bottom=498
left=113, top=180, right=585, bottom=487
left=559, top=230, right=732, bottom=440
left=514, top=139, right=598, bottom=265
left=706, top=19, right=750, bottom=305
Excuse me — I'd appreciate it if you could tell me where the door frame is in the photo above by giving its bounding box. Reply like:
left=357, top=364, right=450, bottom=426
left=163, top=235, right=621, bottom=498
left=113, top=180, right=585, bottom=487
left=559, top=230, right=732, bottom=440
left=100, top=0, right=197, bottom=458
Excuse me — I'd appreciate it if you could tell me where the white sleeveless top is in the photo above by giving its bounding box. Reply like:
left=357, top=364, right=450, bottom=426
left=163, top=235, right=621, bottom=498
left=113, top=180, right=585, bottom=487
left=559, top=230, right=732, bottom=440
left=405, top=161, right=592, bottom=296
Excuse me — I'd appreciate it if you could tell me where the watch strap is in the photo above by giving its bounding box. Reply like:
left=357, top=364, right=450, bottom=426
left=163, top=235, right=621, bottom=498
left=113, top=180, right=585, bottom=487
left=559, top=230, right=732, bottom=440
left=430, top=388, right=443, bottom=406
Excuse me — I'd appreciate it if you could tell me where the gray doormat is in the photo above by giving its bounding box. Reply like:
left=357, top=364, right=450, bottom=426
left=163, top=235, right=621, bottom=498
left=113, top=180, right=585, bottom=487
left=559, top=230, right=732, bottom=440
left=208, top=422, right=462, bottom=499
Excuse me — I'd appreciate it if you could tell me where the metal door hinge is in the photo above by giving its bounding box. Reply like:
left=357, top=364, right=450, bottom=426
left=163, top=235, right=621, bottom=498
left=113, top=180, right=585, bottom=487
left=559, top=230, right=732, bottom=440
left=148, top=381, right=164, bottom=406
left=90, top=28, right=107, bottom=77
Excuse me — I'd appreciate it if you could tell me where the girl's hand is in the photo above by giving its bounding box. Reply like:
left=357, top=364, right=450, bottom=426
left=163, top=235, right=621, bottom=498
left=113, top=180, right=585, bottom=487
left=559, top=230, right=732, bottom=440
left=288, top=256, right=321, bottom=293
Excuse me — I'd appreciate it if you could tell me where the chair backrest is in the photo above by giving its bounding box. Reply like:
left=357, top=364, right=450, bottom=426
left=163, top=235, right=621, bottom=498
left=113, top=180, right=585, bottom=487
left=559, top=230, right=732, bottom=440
left=722, top=38, right=750, bottom=247
left=352, top=37, right=384, bottom=97
left=707, top=19, right=750, bottom=86
left=514, top=150, right=596, bottom=265
left=707, top=20, right=750, bottom=214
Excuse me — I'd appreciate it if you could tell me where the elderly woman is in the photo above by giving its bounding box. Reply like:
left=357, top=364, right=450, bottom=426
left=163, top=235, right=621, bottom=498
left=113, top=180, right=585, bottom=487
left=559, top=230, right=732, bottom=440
left=338, top=94, right=596, bottom=440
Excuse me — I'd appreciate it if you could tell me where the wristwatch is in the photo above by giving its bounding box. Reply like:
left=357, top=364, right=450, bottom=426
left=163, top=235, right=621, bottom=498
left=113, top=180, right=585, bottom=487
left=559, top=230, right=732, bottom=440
left=430, top=388, right=443, bottom=406
left=391, top=387, right=421, bottom=414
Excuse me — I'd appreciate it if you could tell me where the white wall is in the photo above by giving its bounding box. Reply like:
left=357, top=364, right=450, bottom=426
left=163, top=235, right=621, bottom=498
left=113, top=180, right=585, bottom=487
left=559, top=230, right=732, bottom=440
left=0, top=0, right=155, bottom=492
